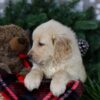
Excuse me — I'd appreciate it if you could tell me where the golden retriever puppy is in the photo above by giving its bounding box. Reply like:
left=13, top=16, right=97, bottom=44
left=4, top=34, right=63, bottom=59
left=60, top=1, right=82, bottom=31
left=24, top=20, right=87, bottom=96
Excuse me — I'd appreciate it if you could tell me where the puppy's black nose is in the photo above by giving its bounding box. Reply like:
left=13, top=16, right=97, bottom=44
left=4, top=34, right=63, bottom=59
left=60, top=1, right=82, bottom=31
left=18, top=38, right=26, bottom=45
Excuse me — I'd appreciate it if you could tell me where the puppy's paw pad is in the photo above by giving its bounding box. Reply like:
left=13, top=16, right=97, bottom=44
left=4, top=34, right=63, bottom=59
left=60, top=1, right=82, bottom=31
left=50, top=81, right=66, bottom=97
left=24, top=73, right=41, bottom=91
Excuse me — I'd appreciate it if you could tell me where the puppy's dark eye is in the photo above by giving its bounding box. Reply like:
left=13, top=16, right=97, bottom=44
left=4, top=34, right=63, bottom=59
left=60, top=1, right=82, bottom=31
left=39, top=42, right=45, bottom=46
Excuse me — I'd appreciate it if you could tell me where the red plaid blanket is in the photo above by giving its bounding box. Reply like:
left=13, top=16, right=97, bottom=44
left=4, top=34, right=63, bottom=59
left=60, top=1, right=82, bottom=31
left=0, top=71, right=84, bottom=100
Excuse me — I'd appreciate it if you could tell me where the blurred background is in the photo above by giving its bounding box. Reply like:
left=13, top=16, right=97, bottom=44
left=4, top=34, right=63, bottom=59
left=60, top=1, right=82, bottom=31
left=0, top=0, right=100, bottom=100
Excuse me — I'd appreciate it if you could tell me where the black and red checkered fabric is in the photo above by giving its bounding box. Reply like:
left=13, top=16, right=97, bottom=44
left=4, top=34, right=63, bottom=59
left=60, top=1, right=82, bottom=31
left=0, top=69, right=84, bottom=100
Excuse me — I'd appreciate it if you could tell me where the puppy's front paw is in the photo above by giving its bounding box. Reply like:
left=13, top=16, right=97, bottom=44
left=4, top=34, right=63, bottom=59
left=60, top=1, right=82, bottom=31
left=24, top=72, right=41, bottom=91
left=50, top=79, right=66, bottom=97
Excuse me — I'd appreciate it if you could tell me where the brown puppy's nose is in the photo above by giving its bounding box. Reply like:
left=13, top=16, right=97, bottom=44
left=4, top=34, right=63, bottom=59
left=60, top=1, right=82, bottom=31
left=18, top=37, right=26, bottom=45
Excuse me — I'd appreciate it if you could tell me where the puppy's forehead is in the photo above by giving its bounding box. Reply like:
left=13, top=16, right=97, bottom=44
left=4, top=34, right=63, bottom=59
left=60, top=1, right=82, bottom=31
left=32, top=19, right=68, bottom=41
left=32, top=32, right=52, bottom=44
left=32, top=27, right=54, bottom=41
left=32, top=20, right=67, bottom=38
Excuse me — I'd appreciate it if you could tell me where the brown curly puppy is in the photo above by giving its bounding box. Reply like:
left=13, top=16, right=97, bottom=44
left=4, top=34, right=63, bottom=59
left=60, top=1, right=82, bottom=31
left=0, top=24, right=30, bottom=74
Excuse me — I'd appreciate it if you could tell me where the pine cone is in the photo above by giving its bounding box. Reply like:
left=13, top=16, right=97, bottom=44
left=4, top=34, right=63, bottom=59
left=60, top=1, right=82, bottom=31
left=78, top=39, right=89, bottom=56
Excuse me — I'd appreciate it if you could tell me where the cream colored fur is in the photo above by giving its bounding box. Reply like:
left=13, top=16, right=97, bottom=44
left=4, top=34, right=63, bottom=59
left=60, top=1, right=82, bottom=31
left=24, top=20, right=87, bottom=96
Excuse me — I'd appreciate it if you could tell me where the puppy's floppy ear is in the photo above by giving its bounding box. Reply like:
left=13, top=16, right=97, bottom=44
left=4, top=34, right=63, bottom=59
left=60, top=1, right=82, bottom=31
left=53, top=36, right=72, bottom=63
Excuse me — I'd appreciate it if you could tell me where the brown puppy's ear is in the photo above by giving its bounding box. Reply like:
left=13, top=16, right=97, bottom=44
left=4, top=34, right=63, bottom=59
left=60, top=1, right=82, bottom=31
left=54, top=36, right=72, bottom=63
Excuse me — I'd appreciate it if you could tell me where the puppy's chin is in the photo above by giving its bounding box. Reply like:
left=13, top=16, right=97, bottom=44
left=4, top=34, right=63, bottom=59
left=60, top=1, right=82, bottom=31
left=32, top=59, right=45, bottom=66
left=33, top=58, right=52, bottom=66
